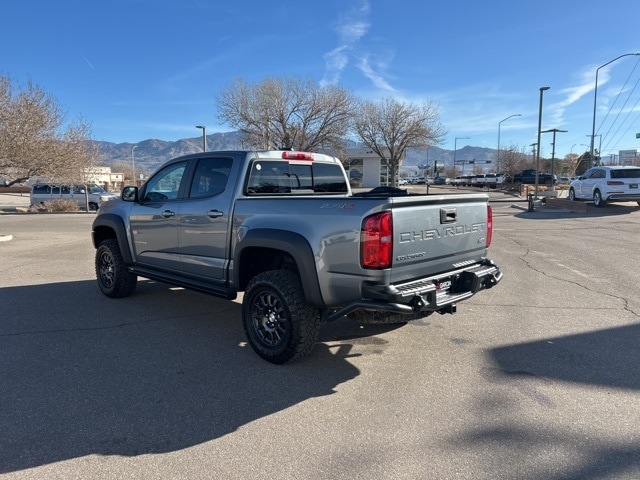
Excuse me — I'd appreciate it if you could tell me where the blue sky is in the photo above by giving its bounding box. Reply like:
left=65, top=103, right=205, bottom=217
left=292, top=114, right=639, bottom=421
left=3, top=0, right=640, bottom=160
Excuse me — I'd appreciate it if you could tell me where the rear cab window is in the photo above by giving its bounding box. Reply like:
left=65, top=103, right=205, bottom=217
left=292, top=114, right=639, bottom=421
left=245, top=160, right=347, bottom=195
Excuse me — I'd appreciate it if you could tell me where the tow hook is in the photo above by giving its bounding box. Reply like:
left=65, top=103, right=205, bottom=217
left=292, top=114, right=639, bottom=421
left=438, top=303, right=456, bottom=315
left=410, top=296, right=426, bottom=312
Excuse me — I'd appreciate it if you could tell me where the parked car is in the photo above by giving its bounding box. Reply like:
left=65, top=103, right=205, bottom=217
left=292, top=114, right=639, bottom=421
left=31, top=183, right=117, bottom=210
left=569, top=166, right=640, bottom=207
left=512, top=169, right=556, bottom=185
left=433, top=176, right=450, bottom=185
left=397, top=178, right=408, bottom=186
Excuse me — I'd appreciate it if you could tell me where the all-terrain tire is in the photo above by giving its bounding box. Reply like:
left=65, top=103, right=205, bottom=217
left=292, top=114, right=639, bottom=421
left=95, top=239, right=137, bottom=298
left=242, top=270, right=323, bottom=364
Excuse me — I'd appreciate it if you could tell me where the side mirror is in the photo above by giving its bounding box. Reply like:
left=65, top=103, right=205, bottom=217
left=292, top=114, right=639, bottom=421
left=121, top=186, right=138, bottom=202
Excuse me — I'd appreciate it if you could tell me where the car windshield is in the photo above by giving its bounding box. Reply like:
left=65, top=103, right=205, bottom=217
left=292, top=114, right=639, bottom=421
left=610, top=169, right=640, bottom=179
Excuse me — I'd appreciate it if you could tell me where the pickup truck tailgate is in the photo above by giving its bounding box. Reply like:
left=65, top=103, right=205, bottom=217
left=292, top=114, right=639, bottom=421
left=390, top=193, right=490, bottom=280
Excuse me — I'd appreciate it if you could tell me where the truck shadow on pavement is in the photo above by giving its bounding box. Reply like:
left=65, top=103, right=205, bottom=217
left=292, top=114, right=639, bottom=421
left=0, top=280, right=365, bottom=473
left=490, top=323, right=640, bottom=391
left=455, top=324, right=640, bottom=479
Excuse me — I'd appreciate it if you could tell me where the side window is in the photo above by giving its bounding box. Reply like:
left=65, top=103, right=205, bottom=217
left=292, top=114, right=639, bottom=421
left=143, top=162, right=187, bottom=201
left=189, top=158, right=232, bottom=198
left=32, top=185, right=50, bottom=194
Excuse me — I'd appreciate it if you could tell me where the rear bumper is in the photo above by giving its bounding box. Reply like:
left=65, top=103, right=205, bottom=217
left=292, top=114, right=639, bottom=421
left=323, top=258, right=502, bottom=322
left=605, top=193, right=640, bottom=202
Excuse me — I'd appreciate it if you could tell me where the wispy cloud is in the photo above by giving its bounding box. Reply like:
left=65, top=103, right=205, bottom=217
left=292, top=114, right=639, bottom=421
left=82, top=55, right=94, bottom=70
left=356, top=54, right=396, bottom=92
left=320, top=0, right=371, bottom=87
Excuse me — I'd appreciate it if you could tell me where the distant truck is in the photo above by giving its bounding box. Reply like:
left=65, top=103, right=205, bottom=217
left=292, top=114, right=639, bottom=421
left=512, top=169, right=556, bottom=185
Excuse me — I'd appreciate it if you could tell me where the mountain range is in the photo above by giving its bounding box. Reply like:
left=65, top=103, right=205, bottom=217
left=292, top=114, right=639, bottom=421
left=93, top=131, right=500, bottom=175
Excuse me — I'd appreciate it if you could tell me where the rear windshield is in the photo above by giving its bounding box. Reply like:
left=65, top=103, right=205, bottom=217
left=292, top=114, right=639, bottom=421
left=610, top=169, right=640, bottom=179
left=246, top=160, right=348, bottom=195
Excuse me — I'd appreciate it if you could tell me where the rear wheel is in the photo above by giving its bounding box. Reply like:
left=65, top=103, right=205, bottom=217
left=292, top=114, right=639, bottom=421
left=95, top=239, right=137, bottom=298
left=593, top=190, right=606, bottom=207
left=242, top=270, right=323, bottom=364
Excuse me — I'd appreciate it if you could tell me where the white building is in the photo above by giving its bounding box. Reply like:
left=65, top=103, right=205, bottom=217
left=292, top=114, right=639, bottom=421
left=85, top=166, right=124, bottom=191
left=344, top=147, right=403, bottom=188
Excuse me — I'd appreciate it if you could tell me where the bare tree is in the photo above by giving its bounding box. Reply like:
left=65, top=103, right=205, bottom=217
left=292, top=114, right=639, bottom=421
left=352, top=98, right=446, bottom=186
left=215, top=76, right=355, bottom=153
left=498, top=144, right=530, bottom=177
left=0, top=75, right=96, bottom=186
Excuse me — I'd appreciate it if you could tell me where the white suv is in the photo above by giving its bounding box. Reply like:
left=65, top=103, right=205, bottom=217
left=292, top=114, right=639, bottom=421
left=569, top=166, right=640, bottom=207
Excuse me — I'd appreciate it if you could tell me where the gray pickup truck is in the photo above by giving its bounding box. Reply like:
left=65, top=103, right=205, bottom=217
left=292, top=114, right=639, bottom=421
left=92, top=150, right=502, bottom=363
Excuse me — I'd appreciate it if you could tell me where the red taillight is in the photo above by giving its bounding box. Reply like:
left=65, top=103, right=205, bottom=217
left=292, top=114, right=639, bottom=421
left=486, top=204, right=493, bottom=247
left=282, top=151, right=314, bottom=161
left=361, top=212, right=393, bottom=269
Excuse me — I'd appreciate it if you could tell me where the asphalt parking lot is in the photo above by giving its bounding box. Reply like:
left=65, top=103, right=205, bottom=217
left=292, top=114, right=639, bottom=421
left=1, top=192, right=640, bottom=479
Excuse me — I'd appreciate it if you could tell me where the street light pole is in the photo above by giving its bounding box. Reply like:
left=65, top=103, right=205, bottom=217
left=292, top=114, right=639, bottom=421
left=497, top=114, right=521, bottom=173
left=131, top=145, right=138, bottom=186
left=535, top=87, right=550, bottom=199
left=540, top=129, right=568, bottom=191
left=454, top=136, right=470, bottom=174
left=590, top=53, right=640, bottom=163
left=195, top=125, right=207, bottom=152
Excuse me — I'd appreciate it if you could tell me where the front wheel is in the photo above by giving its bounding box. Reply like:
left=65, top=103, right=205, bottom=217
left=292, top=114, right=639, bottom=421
left=242, top=270, right=323, bottom=364
left=95, top=239, right=137, bottom=298
left=593, top=190, right=606, bottom=207
left=568, top=188, right=576, bottom=201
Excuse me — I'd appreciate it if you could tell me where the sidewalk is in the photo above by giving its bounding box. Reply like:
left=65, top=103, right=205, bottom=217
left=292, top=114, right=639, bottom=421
left=0, top=193, right=31, bottom=242
left=0, top=192, right=31, bottom=212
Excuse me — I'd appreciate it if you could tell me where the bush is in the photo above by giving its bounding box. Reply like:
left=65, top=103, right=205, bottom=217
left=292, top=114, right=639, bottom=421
left=29, top=199, right=79, bottom=212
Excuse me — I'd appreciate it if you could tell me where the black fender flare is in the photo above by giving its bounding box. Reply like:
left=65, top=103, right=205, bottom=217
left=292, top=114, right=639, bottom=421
left=234, top=229, right=324, bottom=307
left=91, top=214, right=134, bottom=265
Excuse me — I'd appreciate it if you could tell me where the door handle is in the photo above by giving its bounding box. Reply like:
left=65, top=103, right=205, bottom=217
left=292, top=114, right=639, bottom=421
left=162, top=210, right=175, bottom=218
left=206, top=209, right=224, bottom=218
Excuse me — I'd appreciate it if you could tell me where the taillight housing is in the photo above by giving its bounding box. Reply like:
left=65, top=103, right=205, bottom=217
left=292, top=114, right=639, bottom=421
left=361, top=211, right=393, bottom=269
left=486, top=204, right=493, bottom=247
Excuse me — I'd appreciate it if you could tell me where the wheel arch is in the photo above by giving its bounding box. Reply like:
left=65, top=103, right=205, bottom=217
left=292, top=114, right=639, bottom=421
left=234, top=229, right=324, bottom=306
left=91, top=214, right=134, bottom=264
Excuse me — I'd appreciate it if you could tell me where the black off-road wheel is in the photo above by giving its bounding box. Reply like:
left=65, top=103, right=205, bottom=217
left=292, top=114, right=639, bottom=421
left=95, top=239, right=137, bottom=298
left=348, top=309, right=432, bottom=325
left=242, top=270, right=323, bottom=364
